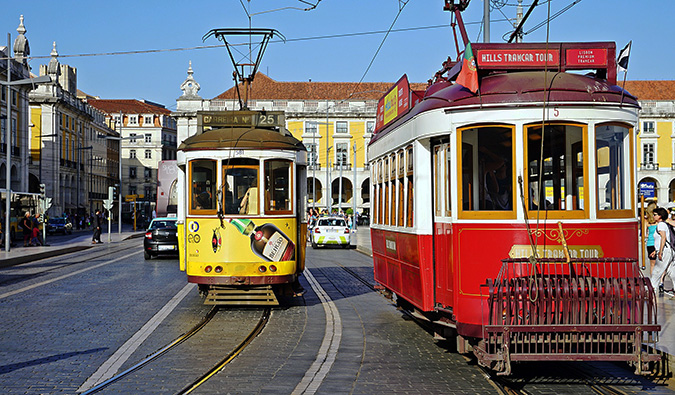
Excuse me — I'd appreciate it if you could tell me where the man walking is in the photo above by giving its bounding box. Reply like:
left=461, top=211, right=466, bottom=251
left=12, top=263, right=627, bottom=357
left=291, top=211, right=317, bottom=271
left=92, top=209, right=103, bottom=244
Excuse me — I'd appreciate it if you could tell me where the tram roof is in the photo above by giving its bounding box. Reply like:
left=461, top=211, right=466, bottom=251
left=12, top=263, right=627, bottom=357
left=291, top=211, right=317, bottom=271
left=178, top=126, right=305, bottom=152
left=371, top=70, right=638, bottom=145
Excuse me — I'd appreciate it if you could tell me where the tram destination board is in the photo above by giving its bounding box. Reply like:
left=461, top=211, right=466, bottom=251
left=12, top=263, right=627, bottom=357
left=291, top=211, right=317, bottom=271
left=198, top=110, right=285, bottom=129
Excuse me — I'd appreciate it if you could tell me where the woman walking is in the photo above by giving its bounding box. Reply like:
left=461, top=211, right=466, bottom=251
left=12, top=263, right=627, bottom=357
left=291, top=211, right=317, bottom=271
left=650, top=207, right=675, bottom=298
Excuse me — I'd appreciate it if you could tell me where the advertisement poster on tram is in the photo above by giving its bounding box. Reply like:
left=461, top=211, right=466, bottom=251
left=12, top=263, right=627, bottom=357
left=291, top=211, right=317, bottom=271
left=185, top=217, right=297, bottom=264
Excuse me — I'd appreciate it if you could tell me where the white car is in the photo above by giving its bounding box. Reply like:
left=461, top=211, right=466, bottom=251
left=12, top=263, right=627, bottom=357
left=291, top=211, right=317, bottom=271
left=311, top=217, right=351, bottom=249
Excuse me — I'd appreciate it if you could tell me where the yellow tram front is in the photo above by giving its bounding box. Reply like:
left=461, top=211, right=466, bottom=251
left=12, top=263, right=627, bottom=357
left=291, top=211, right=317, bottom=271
left=177, top=111, right=307, bottom=303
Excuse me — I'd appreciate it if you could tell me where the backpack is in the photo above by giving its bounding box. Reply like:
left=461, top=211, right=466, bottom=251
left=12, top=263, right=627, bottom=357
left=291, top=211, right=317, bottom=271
left=666, top=222, right=675, bottom=249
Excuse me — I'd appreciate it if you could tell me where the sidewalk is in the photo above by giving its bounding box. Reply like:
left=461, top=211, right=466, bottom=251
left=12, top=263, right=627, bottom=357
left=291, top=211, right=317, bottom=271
left=0, top=224, right=144, bottom=268
left=351, top=226, right=674, bottom=377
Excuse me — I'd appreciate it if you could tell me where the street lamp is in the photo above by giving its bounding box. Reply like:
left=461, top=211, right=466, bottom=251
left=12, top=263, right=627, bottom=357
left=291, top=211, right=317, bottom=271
left=2, top=33, right=51, bottom=251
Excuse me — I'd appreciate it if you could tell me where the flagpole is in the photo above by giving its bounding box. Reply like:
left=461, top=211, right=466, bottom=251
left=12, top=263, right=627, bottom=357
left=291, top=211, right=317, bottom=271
left=620, top=69, right=628, bottom=107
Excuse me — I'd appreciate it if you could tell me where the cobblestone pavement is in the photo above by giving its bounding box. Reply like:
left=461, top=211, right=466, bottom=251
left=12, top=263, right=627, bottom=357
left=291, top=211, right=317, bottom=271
left=1, top=235, right=673, bottom=394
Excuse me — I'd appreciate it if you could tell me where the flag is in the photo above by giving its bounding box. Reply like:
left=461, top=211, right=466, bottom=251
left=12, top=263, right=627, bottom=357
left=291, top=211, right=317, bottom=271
left=617, top=41, right=631, bottom=73
left=456, top=42, right=479, bottom=94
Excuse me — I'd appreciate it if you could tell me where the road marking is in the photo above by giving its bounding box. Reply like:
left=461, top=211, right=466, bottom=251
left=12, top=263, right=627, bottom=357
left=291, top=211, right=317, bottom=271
left=292, top=269, right=342, bottom=395
left=78, top=283, right=196, bottom=392
left=0, top=250, right=139, bottom=300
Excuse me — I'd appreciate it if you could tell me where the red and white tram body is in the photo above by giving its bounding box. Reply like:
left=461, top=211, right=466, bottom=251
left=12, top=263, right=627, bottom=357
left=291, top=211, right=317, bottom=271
left=369, top=42, right=660, bottom=373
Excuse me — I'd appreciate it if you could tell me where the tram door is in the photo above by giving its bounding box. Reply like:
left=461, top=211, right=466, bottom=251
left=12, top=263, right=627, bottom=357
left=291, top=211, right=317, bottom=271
left=432, top=142, right=454, bottom=307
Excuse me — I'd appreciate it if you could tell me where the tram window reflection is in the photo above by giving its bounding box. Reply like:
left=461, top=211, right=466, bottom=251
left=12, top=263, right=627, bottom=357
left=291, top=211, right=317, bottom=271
left=527, top=124, right=583, bottom=211
left=190, top=160, right=216, bottom=212
left=265, top=159, right=292, bottom=213
left=596, top=124, right=630, bottom=211
left=223, top=159, right=259, bottom=215
left=460, top=126, right=513, bottom=211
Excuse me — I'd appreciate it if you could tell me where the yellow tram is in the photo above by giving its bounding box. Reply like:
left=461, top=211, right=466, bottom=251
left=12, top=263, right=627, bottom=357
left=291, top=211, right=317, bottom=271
left=177, top=110, right=307, bottom=304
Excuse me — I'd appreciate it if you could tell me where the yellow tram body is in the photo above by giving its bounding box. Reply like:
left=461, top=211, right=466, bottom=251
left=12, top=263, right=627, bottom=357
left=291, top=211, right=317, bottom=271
left=176, top=110, right=307, bottom=303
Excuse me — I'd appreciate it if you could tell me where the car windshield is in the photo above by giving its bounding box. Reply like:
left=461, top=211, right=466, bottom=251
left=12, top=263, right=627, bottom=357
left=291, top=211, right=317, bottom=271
left=318, top=218, right=346, bottom=227
left=149, top=220, right=177, bottom=230
left=50, top=218, right=65, bottom=225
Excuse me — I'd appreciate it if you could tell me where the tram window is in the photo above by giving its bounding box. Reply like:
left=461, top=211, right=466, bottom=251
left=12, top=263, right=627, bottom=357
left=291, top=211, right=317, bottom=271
left=526, top=124, right=584, bottom=212
left=434, top=146, right=443, bottom=216
left=446, top=146, right=452, bottom=216
left=460, top=126, right=514, bottom=212
left=384, top=158, right=390, bottom=225
left=398, top=150, right=405, bottom=226
left=406, top=145, right=414, bottom=227
left=390, top=154, right=397, bottom=226
left=223, top=159, right=259, bottom=215
left=596, top=124, right=630, bottom=212
left=190, top=160, right=216, bottom=213
left=407, top=174, right=414, bottom=227
left=264, top=160, right=293, bottom=213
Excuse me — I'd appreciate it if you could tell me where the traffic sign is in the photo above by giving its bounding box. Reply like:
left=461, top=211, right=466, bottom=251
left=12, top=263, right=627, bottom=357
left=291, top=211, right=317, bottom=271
left=125, top=194, right=138, bottom=202
left=103, top=198, right=114, bottom=210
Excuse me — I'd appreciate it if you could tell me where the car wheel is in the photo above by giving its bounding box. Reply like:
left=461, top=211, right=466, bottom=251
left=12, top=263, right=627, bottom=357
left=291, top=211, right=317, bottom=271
left=342, top=243, right=350, bottom=249
left=144, top=251, right=151, bottom=260
left=311, top=241, right=318, bottom=249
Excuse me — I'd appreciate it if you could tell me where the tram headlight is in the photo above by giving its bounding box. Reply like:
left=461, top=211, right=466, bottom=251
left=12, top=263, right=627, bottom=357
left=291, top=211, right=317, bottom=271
left=215, top=266, right=223, bottom=273
left=269, top=265, right=277, bottom=272
left=258, top=265, right=267, bottom=273
left=205, top=266, right=213, bottom=273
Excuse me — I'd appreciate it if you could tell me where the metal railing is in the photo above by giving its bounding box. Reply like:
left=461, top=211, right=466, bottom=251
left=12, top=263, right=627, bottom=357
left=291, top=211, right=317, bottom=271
left=476, top=258, right=661, bottom=376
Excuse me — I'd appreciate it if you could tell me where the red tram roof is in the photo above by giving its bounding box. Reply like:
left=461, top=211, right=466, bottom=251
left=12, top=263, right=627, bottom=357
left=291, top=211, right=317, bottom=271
left=372, top=42, right=639, bottom=143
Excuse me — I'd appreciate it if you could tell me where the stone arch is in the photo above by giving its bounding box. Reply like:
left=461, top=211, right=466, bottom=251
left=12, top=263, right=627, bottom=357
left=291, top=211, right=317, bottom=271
left=361, top=177, right=370, bottom=203
left=28, top=173, right=40, bottom=193
left=10, top=165, right=19, bottom=191
left=307, top=177, right=323, bottom=205
left=331, top=177, right=353, bottom=208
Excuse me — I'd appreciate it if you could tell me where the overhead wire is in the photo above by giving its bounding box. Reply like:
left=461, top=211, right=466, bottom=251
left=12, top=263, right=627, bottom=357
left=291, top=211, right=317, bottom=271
left=18, top=19, right=508, bottom=62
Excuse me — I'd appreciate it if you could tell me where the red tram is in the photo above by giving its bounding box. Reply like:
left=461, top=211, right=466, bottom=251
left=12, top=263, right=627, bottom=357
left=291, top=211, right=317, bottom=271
left=369, top=7, right=660, bottom=374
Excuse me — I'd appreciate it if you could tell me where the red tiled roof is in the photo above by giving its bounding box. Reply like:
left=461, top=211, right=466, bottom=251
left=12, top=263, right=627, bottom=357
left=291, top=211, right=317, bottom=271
left=215, top=74, right=675, bottom=103
left=623, top=81, right=675, bottom=101
left=214, top=73, right=427, bottom=101
left=88, top=99, right=172, bottom=115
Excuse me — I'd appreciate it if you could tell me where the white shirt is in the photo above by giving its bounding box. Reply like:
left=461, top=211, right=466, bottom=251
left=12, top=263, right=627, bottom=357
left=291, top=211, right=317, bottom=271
left=655, top=221, right=670, bottom=249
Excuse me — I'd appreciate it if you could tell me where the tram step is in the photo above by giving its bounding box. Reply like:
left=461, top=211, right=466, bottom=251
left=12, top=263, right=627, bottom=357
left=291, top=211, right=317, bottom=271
left=204, top=286, right=279, bottom=306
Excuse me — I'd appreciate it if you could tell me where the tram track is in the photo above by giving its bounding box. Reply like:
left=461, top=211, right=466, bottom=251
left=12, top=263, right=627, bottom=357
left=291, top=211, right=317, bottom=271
left=0, top=241, right=139, bottom=288
left=80, top=306, right=271, bottom=394
left=328, top=250, right=652, bottom=395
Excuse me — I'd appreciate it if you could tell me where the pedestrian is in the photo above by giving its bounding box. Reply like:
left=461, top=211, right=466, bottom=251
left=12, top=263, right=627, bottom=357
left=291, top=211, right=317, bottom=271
left=650, top=207, right=675, bottom=298
left=21, top=212, right=33, bottom=247
left=31, top=213, right=44, bottom=246
left=92, top=209, right=103, bottom=244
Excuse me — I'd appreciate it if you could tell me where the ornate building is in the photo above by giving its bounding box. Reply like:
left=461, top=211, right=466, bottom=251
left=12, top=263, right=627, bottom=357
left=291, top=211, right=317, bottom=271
left=174, top=69, right=426, bottom=217
left=628, top=81, right=675, bottom=205
left=87, top=99, right=177, bottom=205
left=29, top=41, right=119, bottom=217
left=1, top=16, right=33, bottom=196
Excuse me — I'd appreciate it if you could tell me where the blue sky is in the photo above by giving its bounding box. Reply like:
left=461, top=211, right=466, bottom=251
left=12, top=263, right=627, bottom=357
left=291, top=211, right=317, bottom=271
left=1, top=1, right=671, bottom=110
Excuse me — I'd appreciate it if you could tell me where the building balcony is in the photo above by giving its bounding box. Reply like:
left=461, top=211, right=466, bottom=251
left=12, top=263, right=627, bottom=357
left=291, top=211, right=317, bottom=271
left=640, top=162, right=659, bottom=171
left=334, top=163, right=352, bottom=171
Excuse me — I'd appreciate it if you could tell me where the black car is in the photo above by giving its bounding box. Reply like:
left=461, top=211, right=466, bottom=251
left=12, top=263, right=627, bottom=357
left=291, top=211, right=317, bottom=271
left=46, top=217, right=73, bottom=235
left=144, top=217, right=178, bottom=260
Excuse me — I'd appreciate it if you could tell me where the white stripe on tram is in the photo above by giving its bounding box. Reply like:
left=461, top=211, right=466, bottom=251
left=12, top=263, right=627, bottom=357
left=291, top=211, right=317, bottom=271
left=292, top=269, right=342, bottom=395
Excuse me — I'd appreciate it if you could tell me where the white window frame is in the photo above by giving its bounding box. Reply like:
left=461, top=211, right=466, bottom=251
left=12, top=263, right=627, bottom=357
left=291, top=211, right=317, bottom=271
left=643, top=142, right=655, bottom=164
